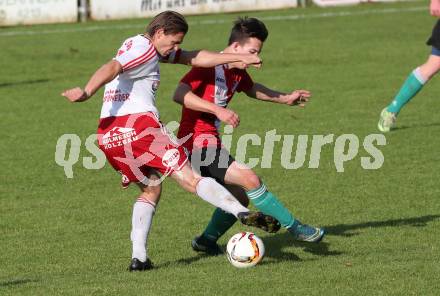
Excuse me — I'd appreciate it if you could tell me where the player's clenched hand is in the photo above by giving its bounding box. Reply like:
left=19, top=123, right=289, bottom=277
left=431, top=0, right=440, bottom=17
left=281, top=90, right=311, bottom=107
left=240, top=54, right=262, bottom=69
left=215, top=108, right=240, bottom=128
left=62, top=87, right=89, bottom=102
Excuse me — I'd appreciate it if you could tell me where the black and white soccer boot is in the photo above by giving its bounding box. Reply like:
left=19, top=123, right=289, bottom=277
left=128, top=258, right=154, bottom=272
left=237, top=211, right=281, bottom=233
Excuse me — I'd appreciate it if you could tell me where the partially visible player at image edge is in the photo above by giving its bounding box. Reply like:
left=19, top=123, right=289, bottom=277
left=378, top=0, right=440, bottom=132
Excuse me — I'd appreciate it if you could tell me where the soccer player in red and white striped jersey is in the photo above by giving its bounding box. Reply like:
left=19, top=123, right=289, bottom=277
left=62, top=11, right=280, bottom=271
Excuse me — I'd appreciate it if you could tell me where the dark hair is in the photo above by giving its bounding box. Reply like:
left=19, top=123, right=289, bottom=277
left=228, top=17, right=268, bottom=45
left=146, top=11, right=188, bottom=37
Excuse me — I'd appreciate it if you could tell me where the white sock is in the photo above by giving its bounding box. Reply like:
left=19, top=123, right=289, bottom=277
left=131, top=198, right=156, bottom=262
left=195, top=177, right=249, bottom=217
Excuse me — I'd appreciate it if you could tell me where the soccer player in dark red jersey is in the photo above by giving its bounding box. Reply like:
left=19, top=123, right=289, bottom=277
left=173, top=17, right=325, bottom=255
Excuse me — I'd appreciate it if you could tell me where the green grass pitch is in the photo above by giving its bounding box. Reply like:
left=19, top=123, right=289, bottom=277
left=1, top=1, right=440, bottom=295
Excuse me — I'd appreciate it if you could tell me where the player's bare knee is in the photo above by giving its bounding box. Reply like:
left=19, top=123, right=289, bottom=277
left=149, top=186, right=161, bottom=197
left=191, top=177, right=203, bottom=193
left=182, top=175, right=200, bottom=194
left=138, top=193, right=158, bottom=206
left=137, top=182, right=161, bottom=203
left=243, top=174, right=261, bottom=191
left=427, top=65, right=440, bottom=78
left=433, top=63, right=440, bottom=76
left=421, top=57, right=440, bottom=79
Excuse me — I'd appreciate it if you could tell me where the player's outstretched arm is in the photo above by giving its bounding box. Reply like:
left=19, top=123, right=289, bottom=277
left=177, top=50, right=262, bottom=69
left=62, top=60, right=122, bottom=102
left=173, top=83, right=240, bottom=127
left=245, top=83, right=311, bottom=107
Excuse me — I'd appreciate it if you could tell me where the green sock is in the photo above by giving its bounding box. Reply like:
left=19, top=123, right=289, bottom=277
left=201, top=208, right=237, bottom=242
left=246, top=184, right=296, bottom=229
left=387, top=69, right=426, bottom=114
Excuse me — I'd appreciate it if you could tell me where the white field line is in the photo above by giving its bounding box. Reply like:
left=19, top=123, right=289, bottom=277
left=0, top=5, right=426, bottom=37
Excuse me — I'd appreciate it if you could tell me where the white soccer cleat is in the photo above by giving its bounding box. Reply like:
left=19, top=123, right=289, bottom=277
left=378, top=108, right=397, bottom=132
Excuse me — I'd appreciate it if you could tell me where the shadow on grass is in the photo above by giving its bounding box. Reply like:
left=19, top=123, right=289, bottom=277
left=157, top=232, right=340, bottom=269
left=0, top=79, right=49, bottom=88
left=260, top=231, right=341, bottom=262
left=394, top=122, right=440, bottom=131
left=324, top=214, right=440, bottom=237
left=0, top=278, right=37, bottom=288
left=155, top=215, right=440, bottom=268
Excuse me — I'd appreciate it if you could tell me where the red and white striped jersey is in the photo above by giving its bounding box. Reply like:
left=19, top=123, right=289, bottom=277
left=100, top=35, right=180, bottom=119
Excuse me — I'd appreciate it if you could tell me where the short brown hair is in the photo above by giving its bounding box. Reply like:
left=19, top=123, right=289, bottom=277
left=228, top=17, right=268, bottom=45
left=146, top=11, right=188, bottom=37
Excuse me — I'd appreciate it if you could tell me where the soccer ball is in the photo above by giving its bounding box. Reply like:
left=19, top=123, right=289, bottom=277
left=226, top=232, right=265, bottom=268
